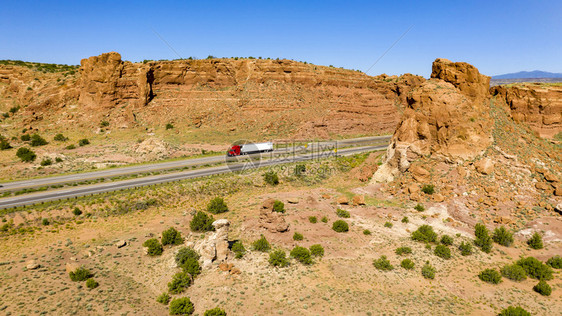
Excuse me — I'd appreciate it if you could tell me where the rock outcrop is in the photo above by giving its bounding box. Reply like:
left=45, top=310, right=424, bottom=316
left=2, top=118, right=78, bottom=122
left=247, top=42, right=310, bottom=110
left=373, top=59, right=492, bottom=182
left=195, top=219, right=230, bottom=268
left=259, top=198, right=289, bottom=233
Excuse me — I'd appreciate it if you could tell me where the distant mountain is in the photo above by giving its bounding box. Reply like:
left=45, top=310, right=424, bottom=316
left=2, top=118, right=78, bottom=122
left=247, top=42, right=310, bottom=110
left=492, top=70, right=562, bottom=79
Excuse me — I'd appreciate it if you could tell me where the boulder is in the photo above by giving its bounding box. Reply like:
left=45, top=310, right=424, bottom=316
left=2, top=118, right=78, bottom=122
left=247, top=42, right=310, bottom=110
left=352, top=195, right=366, bottom=206
left=410, top=165, right=431, bottom=183
left=474, top=158, right=494, bottom=175
left=260, top=199, right=290, bottom=233
left=194, top=219, right=230, bottom=268
left=337, top=196, right=349, bottom=205
left=65, top=262, right=80, bottom=274
left=26, top=260, right=40, bottom=270
left=554, top=184, right=562, bottom=196
left=115, top=240, right=127, bottom=248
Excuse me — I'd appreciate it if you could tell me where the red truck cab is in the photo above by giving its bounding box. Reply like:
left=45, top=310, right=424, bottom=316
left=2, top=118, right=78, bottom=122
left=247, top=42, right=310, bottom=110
left=227, top=145, right=242, bottom=157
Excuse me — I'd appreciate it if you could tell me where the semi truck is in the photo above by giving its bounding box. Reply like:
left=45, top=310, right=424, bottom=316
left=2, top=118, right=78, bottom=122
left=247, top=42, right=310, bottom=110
left=227, top=142, right=273, bottom=157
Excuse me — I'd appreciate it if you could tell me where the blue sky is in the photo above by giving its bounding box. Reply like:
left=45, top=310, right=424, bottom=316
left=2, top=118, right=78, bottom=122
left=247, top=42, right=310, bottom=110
left=1, top=1, right=560, bottom=77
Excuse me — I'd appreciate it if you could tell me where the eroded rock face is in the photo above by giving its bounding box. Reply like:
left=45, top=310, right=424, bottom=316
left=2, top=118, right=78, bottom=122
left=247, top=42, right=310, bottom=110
left=373, top=59, right=493, bottom=183
left=259, top=198, right=289, bottom=233
left=194, top=219, right=230, bottom=268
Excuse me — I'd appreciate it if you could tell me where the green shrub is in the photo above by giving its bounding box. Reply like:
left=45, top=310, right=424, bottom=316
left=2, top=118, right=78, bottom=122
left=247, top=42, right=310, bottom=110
left=168, top=272, right=192, bottom=294
left=30, top=134, right=48, bottom=146
left=65, top=144, right=76, bottom=150
left=72, top=207, right=82, bottom=216
left=498, top=306, right=531, bottom=316
left=69, top=267, right=93, bottom=281
left=395, top=246, right=412, bottom=255
left=78, top=138, right=90, bottom=146
left=546, top=255, right=562, bottom=269
left=166, top=123, right=174, bottom=130
left=42, top=218, right=49, bottom=226
left=516, top=257, right=553, bottom=280
left=143, top=238, right=163, bottom=256
left=458, top=241, right=473, bottom=256
left=207, top=197, right=228, bottom=214
left=478, top=268, right=502, bottom=284
left=363, top=229, right=371, bottom=235
left=492, top=226, right=514, bottom=247
left=156, top=292, right=170, bottom=305
left=411, top=225, right=437, bottom=243
left=181, top=258, right=201, bottom=278
left=401, top=216, right=409, bottom=223
left=440, top=235, right=453, bottom=246
left=373, top=255, right=393, bottom=271
left=253, top=235, right=271, bottom=252
left=401, top=259, right=415, bottom=270
left=321, top=216, right=328, bottom=223
left=231, top=241, right=246, bottom=259
left=501, top=264, right=527, bottom=281
left=308, top=216, right=317, bottom=223
left=332, top=220, right=349, bottom=233
left=269, top=249, right=289, bottom=267
left=20, top=134, right=31, bottom=141
left=175, top=247, right=200, bottom=266
left=290, top=246, right=312, bottom=265
left=0, top=137, right=11, bottom=150
left=421, top=263, right=436, bottom=279
left=414, top=204, right=425, bottom=212
left=533, top=280, right=552, bottom=296
left=293, top=232, right=304, bottom=241
left=336, top=208, right=350, bottom=218
left=55, top=157, right=63, bottom=163
left=294, top=164, right=306, bottom=176
left=527, top=232, right=543, bottom=249
left=384, top=221, right=393, bottom=228
left=310, top=244, right=324, bottom=257
left=204, top=308, right=227, bottom=316
left=190, top=211, right=215, bottom=232
left=421, top=184, right=434, bottom=195
left=434, top=245, right=451, bottom=259
left=54, top=133, right=68, bottom=141
left=273, top=200, right=285, bottom=213
left=86, top=278, right=99, bottom=289
left=162, top=227, right=184, bottom=246
left=100, top=120, right=109, bottom=127
left=40, top=158, right=52, bottom=166
left=16, top=147, right=36, bottom=162
left=474, top=224, right=493, bottom=253
left=169, top=297, right=194, bottom=315
left=263, top=171, right=279, bottom=185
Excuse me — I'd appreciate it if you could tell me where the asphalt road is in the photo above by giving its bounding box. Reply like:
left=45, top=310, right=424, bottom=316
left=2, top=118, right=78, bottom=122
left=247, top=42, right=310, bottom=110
left=0, top=144, right=387, bottom=209
left=0, top=135, right=390, bottom=192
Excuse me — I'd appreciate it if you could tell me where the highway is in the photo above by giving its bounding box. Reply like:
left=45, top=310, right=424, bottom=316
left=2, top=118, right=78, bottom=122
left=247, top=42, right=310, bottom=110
left=0, top=144, right=387, bottom=209
left=0, top=135, right=390, bottom=192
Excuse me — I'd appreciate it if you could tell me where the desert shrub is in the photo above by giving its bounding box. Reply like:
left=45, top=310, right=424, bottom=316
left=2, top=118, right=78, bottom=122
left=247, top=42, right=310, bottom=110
left=54, top=133, right=68, bottom=141
left=421, top=184, right=434, bottom=195
left=100, top=120, right=109, bottom=127
left=156, top=292, right=170, bottom=305
left=16, top=147, right=36, bottom=162
left=310, top=244, right=324, bottom=257
left=273, top=200, right=285, bottom=213
left=204, top=308, right=227, bottom=316
left=533, top=280, right=552, bottom=296
left=440, top=235, right=453, bottom=246
left=263, top=171, right=279, bottom=185
left=395, top=246, right=412, bottom=255
left=190, top=211, right=215, bottom=232
left=175, top=247, right=200, bottom=266
left=231, top=241, right=246, bottom=259
left=55, top=157, right=63, bottom=163
left=474, top=223, right=493, bottom=253
left=290, top=246, right=313, bottom=265
left=169, top=297, right=194, bottom=315
left=162, top=227, right=184, bottom=246
left=143, top=238, right=163, bottom=256
left=458, top=241, right=473, bottom=256
left=527, top=232, right=543, bottom=249
left=20, top=134, right=31, bottom=141
left=501, top=264, right=527, bottom=281
left=42, top=218, right=49, bottom=226
left=308, top=216, right=317, bottom=223
left=516, top=257, right=553, bottom=280
left=421, top=263, right=436, bottom=279
left=207, top=197, right=228, bottom=214
left=294, top=164, right=306, bottom=176
left=478, top=268, right=502, bottom=284
left=411, top=225, right=437, bottom=243
left=321, top=216, right=328, bottom=223
left=253, top=235, right=271, bottom=252
left=30, top=134, right=48, bottom=146
left=69, top=267, right=92, bottom=281
left=401, top=259, right=415, bottom=270
left=546, top=255, right=562, bottom=269
left=65, top=144, right=76, bottom=150
left=434, top=245, right=451, bottom=259
left=401, top=216, right=409, bottom=223
left=336, top=208, right=350, bottom=218
left=168, top=272, right=192, bottom=294
left=181, top=258, right=201, bottom=278
left=78, top=138, right=90, bottom=146
left=414, top=204, right=425, bottom=212
left=363, top=229, right=371, bottom=235
left=73, top=207, right=82, bottom=216
left=373, top=255, right=393, bottom=271
left=332, top=220, right=349, bottom=233
left=166, top=123, right=174, bottom=130
left=0, top=137, right=11, bottom=150
left=492, top=226, right=514, bottom=247
left=293, top=232, right=304, bottom=241
left=86, top=278, right=99, bottom=289
left=498, top=306, right=531, bottom=316
left=40, top=158, right=52, bottom=166
left=269, top=249, right=289, bottom=267
left=384, top=221, right=393, bottom=228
